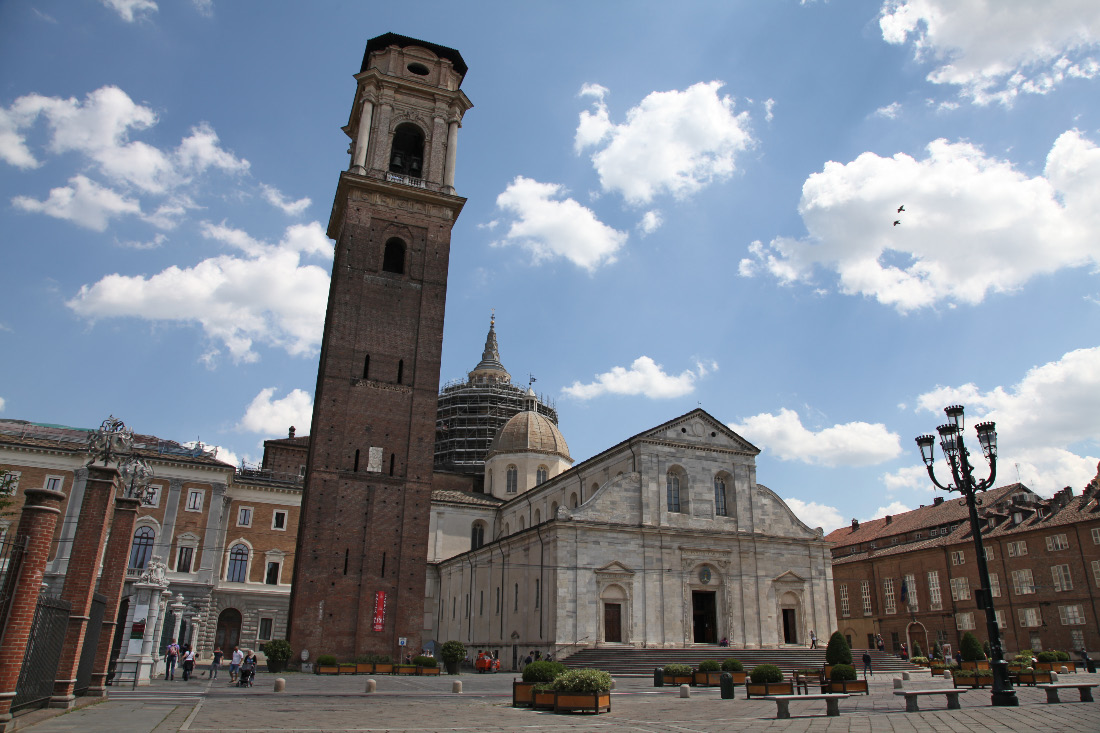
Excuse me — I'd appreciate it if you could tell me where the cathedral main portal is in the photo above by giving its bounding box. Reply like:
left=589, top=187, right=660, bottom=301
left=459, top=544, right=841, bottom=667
left=691, top=591, right=717, bottom=644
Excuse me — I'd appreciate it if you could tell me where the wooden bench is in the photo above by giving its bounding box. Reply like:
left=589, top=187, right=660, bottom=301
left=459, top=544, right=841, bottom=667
left=1036, top=683, right=1098, bottom=703
left=893, top=688, right=967, bottom=712
left=760, top=693, right=849, bottom=719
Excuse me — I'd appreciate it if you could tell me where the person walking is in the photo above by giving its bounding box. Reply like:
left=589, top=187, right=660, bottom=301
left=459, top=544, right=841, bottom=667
left=230, top=645, right=243, bottom=684
left=809, top=630, right=817, bottom=649
left=876, top=634, right=885, bottom=653
left=164, top=639, right=180, bottom=681
left=181, top=645, right=195, bottom=681
left=862, top=650, right=873, bottom=677
left=210, top=646, right=223, bottom=680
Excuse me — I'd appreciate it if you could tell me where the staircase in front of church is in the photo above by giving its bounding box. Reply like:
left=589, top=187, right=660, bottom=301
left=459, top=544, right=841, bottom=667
left=560, top=647, right=920, bottom=675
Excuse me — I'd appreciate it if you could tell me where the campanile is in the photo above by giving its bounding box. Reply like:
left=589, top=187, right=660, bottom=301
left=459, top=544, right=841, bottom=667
left=288, top=33, right=472, bottom=660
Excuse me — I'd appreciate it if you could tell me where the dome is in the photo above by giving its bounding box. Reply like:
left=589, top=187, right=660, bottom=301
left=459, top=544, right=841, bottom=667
left=488, top=410, right=571, bottom=461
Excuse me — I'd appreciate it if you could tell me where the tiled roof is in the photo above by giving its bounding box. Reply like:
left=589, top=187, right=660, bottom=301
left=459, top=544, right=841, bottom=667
left=431, top=489, right=503, bottom=507
left=264, top=436, right=309, bottom=447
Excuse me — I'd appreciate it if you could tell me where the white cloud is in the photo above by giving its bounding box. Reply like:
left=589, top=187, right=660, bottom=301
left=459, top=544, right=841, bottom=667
left=117, top=233, right=166, bottom=250
left=68, top=221, right=332, bottom=363
left=12, top=175, right=141, bottom=231
left=192, top=0, right=214, bottom=17
left=493, top=176, right=627, bottom=271
left=905, top=345, right=1100, bottom=496
left=238, top=387, right=313, bottom=435
left=575, top=81, right=754, bottom=205
left=764, top=98, right=776, bottom=122
left=102, top=0, right=158, bottom=23
left=638, top=210, right=663, bottom=235
left=0, top=107, right=39, bottom=168
left=784, top=498, right=844, bottom=532
left=729, top=408, right=902, bottom=467
left=880, top=0, right=1100, bottom=105
left=740, top=130, right=1100, bottom=312
left=0, top=397, right=5, bottom=412
left=864, top=501, right=913, bottom=521
left=874, top=102, right=901, bottom=119
left=261, top=184, right=311, bottom=215
left=563, top=356, right=714, bottom=400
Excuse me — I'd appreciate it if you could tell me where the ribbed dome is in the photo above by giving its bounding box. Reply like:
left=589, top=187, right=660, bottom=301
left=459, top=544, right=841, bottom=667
left=488, top=410, right=571, bottom=461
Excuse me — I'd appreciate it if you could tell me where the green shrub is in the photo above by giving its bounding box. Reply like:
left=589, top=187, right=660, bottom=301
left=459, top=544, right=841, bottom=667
left=551, top=669, right=612, bottom=694
left=440, top=640, right=466, bottom=664
left=355, top=654, right=373, bottom=663
left=910, top=656, right=929, bottom=665
left=721, top=658, right=743, bottom=672
left=956, top=668, right=993, bottom=679
left=1055, top=650, right=1071, bottom=662
left=522, top=660, right=565, bottom=683
left=373, top=654, right=392, bottom=664
left=697, top=659, right=721, bottom=672
left=749, top=664, right=783, bottom=684
left=825, top=631, right=852, bottom=665
left=1036, top=651, right=1059, bottom=663
left=830, top=664, right=857, bottom=681
left=261, top=639, right=292, bottom=664
left=413, top=655, right=437, bottom=667
left=316, top=654, right=337, bottom=666
left=663, top=663, right=692, bottom=676
left=532, top=682, right=555, bottom=692
left=912, top=642, right=923, bottom=658
left=960, top=632, right=983, bottom=662
left=795, top=668, right=820, bottom=677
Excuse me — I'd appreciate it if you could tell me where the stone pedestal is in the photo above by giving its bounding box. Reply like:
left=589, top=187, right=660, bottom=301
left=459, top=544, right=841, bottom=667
left=112, top=564, right=170, bottom=686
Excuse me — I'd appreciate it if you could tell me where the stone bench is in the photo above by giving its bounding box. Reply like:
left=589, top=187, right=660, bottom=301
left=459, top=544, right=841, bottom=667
left=893, top=688, right=967, bottom=712
left=1036, top=683, right=1098, bottom=703
left=760, top=693, right=849, bottom=719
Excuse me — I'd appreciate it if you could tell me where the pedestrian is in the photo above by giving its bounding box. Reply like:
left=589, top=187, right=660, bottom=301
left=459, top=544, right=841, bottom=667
left=230, top=645, right=243, bottom=684
left=900, top=642, right=908, bottom=661
left=181, top=645, right=195, bottom=681
left=165, top=638, right=180, bottom=681
left=809, top=630, right=817, bottom=649
left=954, top=650, right=962, bottom=667
left=862, top=650, right=873, bottom=677
left=876, top=634, right=884, bottom=653
left=523, top=651, right=533, bottom=667
left=210, top=646, right=223, bottom=680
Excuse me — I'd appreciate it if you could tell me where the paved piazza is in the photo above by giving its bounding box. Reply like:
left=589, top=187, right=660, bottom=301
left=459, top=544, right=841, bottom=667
left=18, top=670, right=1100, bottom=733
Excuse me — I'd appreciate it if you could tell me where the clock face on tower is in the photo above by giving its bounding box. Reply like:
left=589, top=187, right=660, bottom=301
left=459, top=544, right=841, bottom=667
left=699, top=566, right=712, bottom=584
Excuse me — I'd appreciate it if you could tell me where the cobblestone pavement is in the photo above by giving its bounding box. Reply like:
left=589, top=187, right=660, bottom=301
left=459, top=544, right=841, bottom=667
left=19, top=670, right=1100, bottom=733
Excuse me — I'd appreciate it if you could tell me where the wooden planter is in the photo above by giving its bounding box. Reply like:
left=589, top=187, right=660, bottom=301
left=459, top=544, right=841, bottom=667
left=824, top=679, right=869, bottom=694
left=953, top=677, right=991, bottom=688
left=394, top=664, right=418, bottom=675
left=1017, top=671, right=1052, bottom=686
left=418, top=666, right=440, bottom=675
left=355, top=663, right=374, bottom=674
left=554, top=692, right=611, bottom=714
left=532, top=689, right=556, bottom=710
left=960, top=660, right=990, bottom=670
left=693, top=670, right=723, bottom=686
left=724, top=671, right=747, bottom=684
left=822, top=665, right=834, bottom=679
left=513, top=680, right=535, bottom=707
left=930, top=667, right=947, bottom=676
left=339, top=665, right=357, bottom=675
left=665, top=675, right=693, bottom=686
left=745, top=681, right=793, bottom=698
left=315, top=665, right=340, bottom=675
left=1035, top=661, right=1075, bottom=672
left=373, top=663, right=393, bottom=674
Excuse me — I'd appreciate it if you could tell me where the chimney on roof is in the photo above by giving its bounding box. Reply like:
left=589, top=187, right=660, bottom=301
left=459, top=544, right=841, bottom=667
left=289, top=426, right=296, bottom=438
left=851, top=518, right=859, bottom=531
left=885, top=515, right=892, bottom=524
left=933, top=497, right=944, bottom=506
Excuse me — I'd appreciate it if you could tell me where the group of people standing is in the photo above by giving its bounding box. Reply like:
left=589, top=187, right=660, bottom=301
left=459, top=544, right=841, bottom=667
left=163, top=639, right=196, bottom=681
left=164, top=640, right=254, bottom=686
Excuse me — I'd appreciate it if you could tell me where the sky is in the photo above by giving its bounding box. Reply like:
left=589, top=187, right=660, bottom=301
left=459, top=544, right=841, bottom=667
left=2, top=0, right=1099, bottom=534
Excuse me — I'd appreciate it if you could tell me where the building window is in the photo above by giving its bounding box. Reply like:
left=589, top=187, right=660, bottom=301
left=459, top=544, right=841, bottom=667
left=883, top=577, right=896, bottom=615
left=927, top=571, right=942, bottom=610
left=536, top=466, right=548, bottom=485
left=237, top=507, right=253, bottom=527
left=186, top=489, right=204, bottom=512
left=1092, top=527, right=1100, bottom=545
left=1052, top=564, right=1073, bottom=592
left=272, top=511, right=287, bottom=530
left=861, top=580, right=872, bottom=616
left=129, top=526, right=155, bottom=569
left=382, top=238, right=406, bottom=274
left=1011, top=569, right=1035, bottom=595
left=1007, top=540, right=1027, bottom=557
left=983, top=546, right=994, bottom=560
left=714, top=477, right=727, bottom=517
left=915, top=532, right=923, bottom=539
left=471, top=522, right=485, bottom=550
left=496, top=587, right=500, bottom=615
left=265, top=561, right=280, bottom=585
left=839, top=585, right=850, bottom=617
left=176, top=545, right=194, bottom=573
left=506, top=465, right=518, bottom=494
left=903, top=573, right=918, bottom=612
left=994, top=609, right=1006, bottom=629
left=44, top=475, right=63, bottom=492
left=950, top=577, right=971, bottom=601
left=534, top=579, right=540, bottom=609
left=227, top=543, right=249, bottom=583
left=930, top=528, right=938, bottom=537
left=1093, top=560, right=1100, bottom=587
left=144, top=484, right=161, bottom=507
left=951, top=550, right=964, bottom=565
left=1046, top=534, right=1069, bottom=551
left=514, top=583, right=518, bottom=612
left=1072, top=629, right=1085, bottom=649
left=258, top=618, right=273, bottom=641
left=666, top=472, right=681, bottom=513
left=1059, top=604, right=1085, bottom=625
left=989, top=573, right=1001, bottom=598
left=956, top=612, right=974, bottom=630
left=1019, top=607, right=1041, bottom=627
left=569, top=492, right=578, bottom=508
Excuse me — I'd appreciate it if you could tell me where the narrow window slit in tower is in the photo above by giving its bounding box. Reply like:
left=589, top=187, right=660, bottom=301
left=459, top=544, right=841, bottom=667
left=389, top=453, right=395, bottom=476
left=397, top=359, right=403, bottom=384
left=353, top=449, right=360, bottom=472
left=363, top=354, right=370, bottom=379
left=344, top=548, right=349, bottom=575
left=381, top=552, right=386, bottom=578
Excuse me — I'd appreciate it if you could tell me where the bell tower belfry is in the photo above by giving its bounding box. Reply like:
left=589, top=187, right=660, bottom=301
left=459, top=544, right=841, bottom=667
left=288, top=33, right=472, bottom=661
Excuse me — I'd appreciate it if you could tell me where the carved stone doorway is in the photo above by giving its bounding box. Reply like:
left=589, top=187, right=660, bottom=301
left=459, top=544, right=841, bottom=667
left=692, top=591, right=717, bottom=643
left=604, top=603, right=622, bottom=643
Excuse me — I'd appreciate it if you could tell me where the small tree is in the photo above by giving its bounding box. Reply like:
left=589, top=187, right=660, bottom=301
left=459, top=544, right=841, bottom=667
left=440, top=640, right=466, bottom=664
left=825, top=631, right=852, bottom=665
left=960, top=632, right=983, bottom=662
left=721, top=658, right=743, bottom=672
left=931, top=640, right=942, bottom=660
left=830, top=664, right=857, bottom=681
left=261, top=639, right=292, bottom=672
left=749, top=664, right=783, bottom=683
left=912, top=641, right=923, bottom=658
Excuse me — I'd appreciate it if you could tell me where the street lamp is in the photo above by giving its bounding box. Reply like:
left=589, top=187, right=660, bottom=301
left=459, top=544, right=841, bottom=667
left=916, top=404, right=1017, bottom=706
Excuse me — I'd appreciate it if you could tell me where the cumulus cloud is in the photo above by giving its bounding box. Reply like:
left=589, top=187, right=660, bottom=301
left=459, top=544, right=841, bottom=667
left=784, top=498, right=844, bottom=532
left=729, top=408, right=902, bottom=467
left=740, top=130, right=1100, bottom=312
left=563, top=357, right=715, bottom=400
left=238, top=387, right=313, bottom=435
left=261, top=184, right=311, bottom=215
left=638, top=210, right=663, bottom=235
left=68, top=221, right=332, bottom=363
left=102, top=0, right=157, bottom=22
left=117, top=233, right=166, bottom=250
left=575, top=81, right=754, bottom=204
left=493, top=176, right=627, bottom=271
left=192, top=0, right=214, bottom=17
left=874, top=102, right=901, bottom=119
left=864, top=501, right=913, bottom=521
left=880, top=0, right=1100, bottom=105
left=764, top=98, right=776, bottom=122
left=0, top=397, right=5, bottom=412
left=13, top=175, right=141, bottom=231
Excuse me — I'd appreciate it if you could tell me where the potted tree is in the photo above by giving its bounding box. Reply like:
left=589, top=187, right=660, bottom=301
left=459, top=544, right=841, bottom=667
left=959, top=632, right=989, bottom=670
left=745, top=664, right=793, bottom=697
left=552, top=669, right=612, bottom=714
left=824, top=663, right=868, bottom=694
left=721, top=658, right=747, bottom=684
left=662, top=664, right=693, bottom=686
left=693, top=660, right=723, bottom=686
left=261, top=639, right=292, bottom=674
left=414, top=655, right=440, bottom=675
left=514, top=660, right=564, bottom=707
left=824, top=630, right=852, bottom=679
left=315, top=654, right=340, bottom=675
left=440, top=641, right=465, bottom=676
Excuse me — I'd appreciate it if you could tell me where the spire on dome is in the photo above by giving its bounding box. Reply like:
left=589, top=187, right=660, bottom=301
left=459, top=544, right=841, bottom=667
left=468, top=312, right=511, bottom=384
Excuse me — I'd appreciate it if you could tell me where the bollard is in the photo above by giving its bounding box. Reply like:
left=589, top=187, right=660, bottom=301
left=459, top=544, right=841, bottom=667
left=365, top=678, right=376, bottom=693
left=893, top=678, right=903, bottom=689
left=610, top=678, right=616, bottom=690
left=1061, top=666, right=1069, bottom=674
left=720, top=672, right=735, bottom=699
left=273, top=677, right=285, bottom=692
left=680, top=684, right=691, bottom=698
left=902, top=672, right=910, bottom=681
left=1050, top=672, right=1059, bottom=682
left=654, top=667, right=664, bottom=687
left=452, top=680, right=463, bottom=693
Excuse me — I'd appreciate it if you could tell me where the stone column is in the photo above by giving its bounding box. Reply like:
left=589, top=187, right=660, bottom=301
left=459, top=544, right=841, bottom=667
left=169, top=595, right=185, bottom=643
left=351, top=98, right=374, bottom=174
left=86, top=493, right=142, bottom=696
left=148, top=588, right=172, bottom=680
left=0, top=487, right=67, bottom=732
left=443, top=118, right=459, bottom=193
left=51, top=465, right=118, bottom=709
left=369, top=103, right=393, bottom=171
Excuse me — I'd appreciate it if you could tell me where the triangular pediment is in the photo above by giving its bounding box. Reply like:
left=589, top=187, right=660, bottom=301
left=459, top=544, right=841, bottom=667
left=594, top=561, right=635, bottom=575
left=774, top=570, right=807, bottom=584
left=640, top=409, right=760, bottom=454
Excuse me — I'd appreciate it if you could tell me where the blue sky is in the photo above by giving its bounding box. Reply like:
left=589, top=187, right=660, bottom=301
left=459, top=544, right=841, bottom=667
left=2, top=0, right=1099, bottom=532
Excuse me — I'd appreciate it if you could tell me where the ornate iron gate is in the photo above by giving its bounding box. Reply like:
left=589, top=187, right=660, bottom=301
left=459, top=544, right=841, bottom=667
left=74, top=593, right=107, bottom=695
left=12, top=595, right=71, bottom=713
left=0, top=534, right=27, bottom=641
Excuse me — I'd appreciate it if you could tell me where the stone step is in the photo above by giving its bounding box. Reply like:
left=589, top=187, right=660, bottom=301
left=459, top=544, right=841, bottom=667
left=559, top=647, right=919, bottom=675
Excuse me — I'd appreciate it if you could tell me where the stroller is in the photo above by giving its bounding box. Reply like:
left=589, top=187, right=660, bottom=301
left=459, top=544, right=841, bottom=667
left=237, top=656, right=256, bottom=687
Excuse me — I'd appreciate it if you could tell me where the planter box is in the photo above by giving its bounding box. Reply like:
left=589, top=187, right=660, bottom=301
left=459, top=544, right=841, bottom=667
left=339, top=665, right=357, bottom=675
left=1017, top=671, right=1052, bottom=686
left=554, top=692, right=611, bottom=714
left=960, top=660, right=990, bottom=670
left=665, top=675, right=693, bottom=686
left=725, top=671, right=747, bottom=684
left=1035, top=661, right=1075, bottom=672
left=953, top=677, right=991, bottom=688
left=693, top=671, right=723, bottom=686
left=532, top=689, right=556, bottom=710
left=315, top=665, right=340, bottom=675
left=394, top=664, right=418, bottom=675
left=513, top=680, right=535, bottom=707
left=745, top=681, right=793, bottom=698
left=823, top=679, right=868, bottom=694
left=930, top=668, right=947, bottom=676
left=373, top=663, right=393, bottom=675
left=445, top=660, right=460, bottom=675
left=355, top=663, right=374, bottom=674
left=418, top=666, right=441, bottom=675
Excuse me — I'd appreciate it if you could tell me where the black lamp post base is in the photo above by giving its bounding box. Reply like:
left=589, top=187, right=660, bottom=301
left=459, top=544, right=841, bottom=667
left=991, top=689, right=1019, bottom=706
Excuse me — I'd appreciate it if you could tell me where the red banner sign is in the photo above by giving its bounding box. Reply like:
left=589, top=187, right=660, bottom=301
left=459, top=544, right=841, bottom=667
left=372, top=591, right=386, bottom=632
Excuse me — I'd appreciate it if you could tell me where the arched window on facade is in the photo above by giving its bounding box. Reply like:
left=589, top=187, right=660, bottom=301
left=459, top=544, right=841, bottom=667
left=534, top=508, right=541, bottom=524
left=506, top=465, right=518, bottom=494
left=569, top=492, right=578, bottom=508
left=129, top=526, right=155, bottom=569
left=383, top=238, right=406, bottom=274
left=227, top=543, right=249, bottom=583
left=551, top=501, right=559, bottom=517
left=519, top=516, right=526, bottom=530
left=389, top=123, right=425, bottom=178
left=666, top=471, right=682, bottom=513
left=536, top=465, right=548, bottom=485
left=714, top=476, right=728, bottom=516
left=471, top=521, right=485, bottom=550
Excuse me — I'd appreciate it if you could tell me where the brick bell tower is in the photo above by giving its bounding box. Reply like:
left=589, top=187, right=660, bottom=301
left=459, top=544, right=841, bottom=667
left=288, top=33, right=472, bottom=661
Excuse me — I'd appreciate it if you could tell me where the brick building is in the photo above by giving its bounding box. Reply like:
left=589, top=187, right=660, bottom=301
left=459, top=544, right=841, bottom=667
left=826, top=468, right=1100, bottom=657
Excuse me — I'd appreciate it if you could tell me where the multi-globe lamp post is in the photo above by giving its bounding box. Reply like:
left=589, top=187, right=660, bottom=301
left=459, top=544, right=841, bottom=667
left=915, top=404, right=1017, bottom=707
